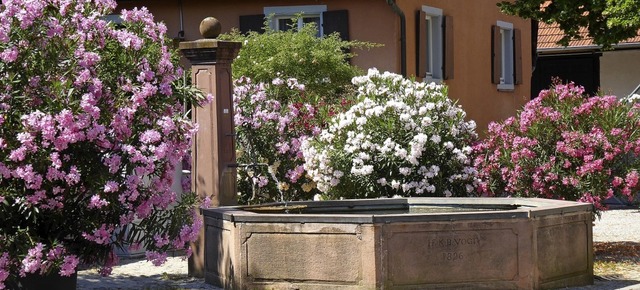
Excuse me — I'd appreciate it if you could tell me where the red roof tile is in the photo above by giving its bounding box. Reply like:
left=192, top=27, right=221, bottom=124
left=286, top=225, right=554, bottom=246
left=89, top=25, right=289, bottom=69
left=538, top=22, right=640, bottom=49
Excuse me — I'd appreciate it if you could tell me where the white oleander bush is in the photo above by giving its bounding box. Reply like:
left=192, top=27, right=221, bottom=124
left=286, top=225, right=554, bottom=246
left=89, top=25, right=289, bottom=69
left=302, top=69, right=479, bottom=199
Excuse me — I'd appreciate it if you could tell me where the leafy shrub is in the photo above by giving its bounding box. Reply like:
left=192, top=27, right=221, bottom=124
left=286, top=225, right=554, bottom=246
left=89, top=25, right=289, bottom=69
left=227, top=20, right=376, bottom=204
left=233, top=77, right=347, bottom=204
left=0, top=0, right=206, bottom=285
left=219, top=20, right=372, bottom=101
left=302, top=69, right=479, bottom=199
left=473, top=82, right=640, bottom=210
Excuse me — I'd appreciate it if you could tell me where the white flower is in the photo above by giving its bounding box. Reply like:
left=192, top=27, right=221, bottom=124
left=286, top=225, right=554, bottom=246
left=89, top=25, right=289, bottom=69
left=465, top=184, right=474, bottom=193
left=466, top=120, right=477, bottom=131
left=624, top=93, right=640, bottom=103
left=394, top=147, right=407, bottom=159
left=377, top=178, right=388, bottom=186
left=424, top=102, right=435, bottom=110
left=358, top=152, right=371, bottom=161
left=430, top=134, right=441, bottom=143
left=421, top=116, right=432, bottom=127
left=444, top=190, right=453, bottom=197
left=444, top=141, right=454, bottom=149
left=391, top=180, right=400, bottom=189
left=399, top=167, right=411, bottom=176
left=413, top=133, right=428, bottom=144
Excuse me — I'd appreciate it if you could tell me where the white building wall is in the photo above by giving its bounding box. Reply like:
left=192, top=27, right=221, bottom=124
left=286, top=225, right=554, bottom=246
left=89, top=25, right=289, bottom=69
left=600, top=49, right=640, bottom=97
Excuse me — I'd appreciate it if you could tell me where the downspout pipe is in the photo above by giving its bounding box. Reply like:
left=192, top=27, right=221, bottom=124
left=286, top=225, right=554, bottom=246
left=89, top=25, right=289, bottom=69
left=386, top=0, right=406, bottom=76
left=177, top=0, right=185, bottom=39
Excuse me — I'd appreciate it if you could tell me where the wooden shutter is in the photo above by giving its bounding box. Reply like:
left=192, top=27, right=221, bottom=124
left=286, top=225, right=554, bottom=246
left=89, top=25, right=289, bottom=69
left=442, top=15, right=453, bottom=80
left=491, top=25, right=502, bottom=84
left=513, top=28, right=523, bottom=85
left=416, top=10, right=427, bottom=78
left=239, top=14, right=265, bottom=34
left=322, top=10, right=349, bottom=41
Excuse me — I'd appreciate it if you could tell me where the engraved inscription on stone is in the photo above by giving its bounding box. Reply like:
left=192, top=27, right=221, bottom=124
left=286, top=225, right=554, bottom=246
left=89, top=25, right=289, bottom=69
left=427, top=233, right=481, bottom=262
left=388, top=229, right=518, bottom=285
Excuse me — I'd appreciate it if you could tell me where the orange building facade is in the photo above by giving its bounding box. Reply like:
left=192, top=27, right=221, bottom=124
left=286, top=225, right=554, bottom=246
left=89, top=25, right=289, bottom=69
left=117, top=0, right=532, bottom=134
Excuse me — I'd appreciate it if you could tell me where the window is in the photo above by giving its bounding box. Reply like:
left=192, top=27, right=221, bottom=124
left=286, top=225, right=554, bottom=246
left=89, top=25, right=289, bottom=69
left=264, top=5, right=327, bottom=37
left=417, top=6, right=453, bottom=82
left=492, top=21, right=522, bottom=91
left=239, top=8, right=349, bottom=41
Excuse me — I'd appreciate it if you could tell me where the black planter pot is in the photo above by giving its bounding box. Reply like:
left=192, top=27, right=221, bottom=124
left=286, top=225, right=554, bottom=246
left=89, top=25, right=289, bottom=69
left=8, top=271, right=77, bottom=290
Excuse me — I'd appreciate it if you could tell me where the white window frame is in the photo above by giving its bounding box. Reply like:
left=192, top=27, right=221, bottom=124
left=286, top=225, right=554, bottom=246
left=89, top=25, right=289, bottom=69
left=496, top=21, right=515, bottom=91
left=264, top=5, right=327, bottom=36
left=421, top=6, right=444, bottom=83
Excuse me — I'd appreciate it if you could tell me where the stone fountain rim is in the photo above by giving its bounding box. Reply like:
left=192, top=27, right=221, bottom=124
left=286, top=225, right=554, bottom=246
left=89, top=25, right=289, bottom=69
left=201, top=197, right=593, bottom=224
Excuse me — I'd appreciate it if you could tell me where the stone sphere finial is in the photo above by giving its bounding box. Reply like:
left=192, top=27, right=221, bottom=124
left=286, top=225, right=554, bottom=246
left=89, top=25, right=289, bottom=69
left=199, top=17, right=221, bottom=39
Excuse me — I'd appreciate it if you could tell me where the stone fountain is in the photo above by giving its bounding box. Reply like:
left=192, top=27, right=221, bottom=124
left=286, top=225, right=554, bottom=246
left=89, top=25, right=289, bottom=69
left=201, top=197, right=593, bottom=290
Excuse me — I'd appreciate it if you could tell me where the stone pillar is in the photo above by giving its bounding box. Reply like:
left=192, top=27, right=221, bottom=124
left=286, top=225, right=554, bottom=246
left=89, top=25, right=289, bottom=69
left=179, top=17, right=241, bottom=277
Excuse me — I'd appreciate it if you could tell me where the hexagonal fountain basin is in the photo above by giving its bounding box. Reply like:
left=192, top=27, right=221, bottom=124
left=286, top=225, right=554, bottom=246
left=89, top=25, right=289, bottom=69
left=202, top=198, right=593, bottom=289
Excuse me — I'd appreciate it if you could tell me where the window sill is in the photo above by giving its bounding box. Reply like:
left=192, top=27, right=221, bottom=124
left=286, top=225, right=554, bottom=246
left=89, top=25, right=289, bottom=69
left=424, top=77, right=443, bottom=84
left=497, top=83, right=515, bottom=92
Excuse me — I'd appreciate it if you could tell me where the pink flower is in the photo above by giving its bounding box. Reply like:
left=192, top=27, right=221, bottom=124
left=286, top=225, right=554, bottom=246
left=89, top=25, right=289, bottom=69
left=9, top=146, right=27, bottom=162
left=104, top=181, right=119, bottom=193
left=625, top=171, right=639, bottom=188
left=65, top=166, right=81, bottom=185
left=99, top=250, right=119, bottom=277
left=0, top=46, right=18, bottom=62
left=153, top=234, right=170, bottom=247
left=140, top=129, right=161, bottom=144
left=145, top=251, right=167, bottom=266
left=21, top=243, right=45, bottom=275
left=82, top=224, right=114, bottom=245
left=198, top=93, right=213, bottom=106
left=59, top=255, right=79, bottom=276
left=0, top=252, right=11, bottom=287
left=88, top=195, right=109, bottom=209
left=612, top=176, right=624, bottom=187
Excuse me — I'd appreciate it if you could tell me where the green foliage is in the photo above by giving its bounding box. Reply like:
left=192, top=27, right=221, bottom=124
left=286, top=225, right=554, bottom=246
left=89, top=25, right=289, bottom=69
left=223, top=18, right=379, bottom=204
left=499, top=0, right=640, bottom=49
left=219, top=19, right=376, bottom=100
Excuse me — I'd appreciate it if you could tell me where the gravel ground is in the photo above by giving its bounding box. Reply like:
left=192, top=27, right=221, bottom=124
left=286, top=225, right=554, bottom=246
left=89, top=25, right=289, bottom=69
left=564, top=208, right=640, bottom=290
left=77, top=208, right=640, bottom=290
left=593, top=208, right=640, bottom=243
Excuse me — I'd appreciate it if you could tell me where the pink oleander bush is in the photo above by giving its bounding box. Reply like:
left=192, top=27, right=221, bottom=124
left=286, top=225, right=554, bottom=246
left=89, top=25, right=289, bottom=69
left=0, top=0, right=207, bottom=287
left=234, top=77, right=346, bottom=204
left=474, top=82, right=640, bottom=210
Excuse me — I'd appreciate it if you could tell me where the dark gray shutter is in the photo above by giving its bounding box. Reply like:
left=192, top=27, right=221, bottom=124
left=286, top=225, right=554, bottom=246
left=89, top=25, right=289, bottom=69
left=322, top=10, right=349, bottom=41
left=416, top=10, right=427, bottom=78
left=491, top=25, right=502, bottom=84
left=443, top=15, right=453, bottom=80
left=239, top=14, right=265, bottom=34
left=513, top=28, right=523, bottom=85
